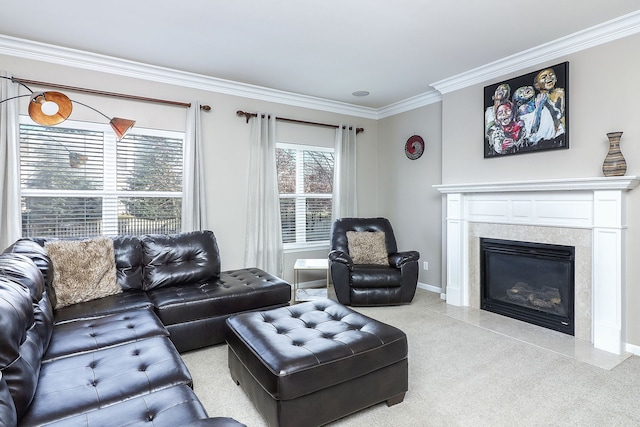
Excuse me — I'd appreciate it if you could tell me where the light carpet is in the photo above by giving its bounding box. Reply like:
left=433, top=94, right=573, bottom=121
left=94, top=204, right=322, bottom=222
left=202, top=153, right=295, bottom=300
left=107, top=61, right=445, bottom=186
left=181, top=289, right=640, bottom=426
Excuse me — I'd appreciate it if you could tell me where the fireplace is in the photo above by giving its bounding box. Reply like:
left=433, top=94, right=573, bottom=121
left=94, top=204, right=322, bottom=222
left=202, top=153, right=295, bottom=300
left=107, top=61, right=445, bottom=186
left=435, top=176, right=640, bottom=355
left=480, top=238, right=575, bottom=335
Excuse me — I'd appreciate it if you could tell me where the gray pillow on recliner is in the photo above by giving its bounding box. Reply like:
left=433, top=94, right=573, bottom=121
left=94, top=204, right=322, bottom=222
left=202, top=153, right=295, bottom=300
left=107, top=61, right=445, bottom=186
left=346, top=231, right=389, bottom=265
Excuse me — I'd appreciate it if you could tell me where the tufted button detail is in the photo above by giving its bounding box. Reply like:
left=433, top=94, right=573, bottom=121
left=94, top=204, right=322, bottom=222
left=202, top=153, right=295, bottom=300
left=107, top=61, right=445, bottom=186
left=226, top=298, right=408, bottom=404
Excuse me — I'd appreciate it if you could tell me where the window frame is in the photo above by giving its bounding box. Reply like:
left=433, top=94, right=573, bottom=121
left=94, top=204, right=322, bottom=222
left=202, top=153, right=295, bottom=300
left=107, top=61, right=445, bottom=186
left=19, top=115, right=185, bottom=237
left=276, top=142, right=334, bottom=251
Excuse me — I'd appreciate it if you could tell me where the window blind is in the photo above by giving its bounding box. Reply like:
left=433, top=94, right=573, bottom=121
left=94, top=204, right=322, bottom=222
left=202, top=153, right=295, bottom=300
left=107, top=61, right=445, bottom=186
left=19, top=119, right=184, bottom=238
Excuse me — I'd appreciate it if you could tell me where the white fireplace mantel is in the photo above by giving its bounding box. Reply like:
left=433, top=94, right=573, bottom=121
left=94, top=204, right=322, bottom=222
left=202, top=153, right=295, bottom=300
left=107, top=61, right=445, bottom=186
left=434, top=176, right=640, bottom=355
left=434, top=176, right=640, bottom=194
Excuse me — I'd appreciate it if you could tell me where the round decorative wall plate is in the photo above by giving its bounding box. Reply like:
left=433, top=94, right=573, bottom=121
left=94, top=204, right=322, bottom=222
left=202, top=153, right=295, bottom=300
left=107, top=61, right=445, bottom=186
left=405, top=135, right=424, bottom=160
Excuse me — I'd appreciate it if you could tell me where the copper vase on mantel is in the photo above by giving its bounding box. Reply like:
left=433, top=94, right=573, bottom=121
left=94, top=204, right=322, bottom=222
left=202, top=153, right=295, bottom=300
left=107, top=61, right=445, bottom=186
left=602, top=131, right=627, bottom=177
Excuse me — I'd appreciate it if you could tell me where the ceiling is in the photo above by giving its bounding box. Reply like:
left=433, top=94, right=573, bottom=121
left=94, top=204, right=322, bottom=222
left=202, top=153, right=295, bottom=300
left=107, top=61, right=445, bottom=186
left=0, top=1, right=638, bottom=110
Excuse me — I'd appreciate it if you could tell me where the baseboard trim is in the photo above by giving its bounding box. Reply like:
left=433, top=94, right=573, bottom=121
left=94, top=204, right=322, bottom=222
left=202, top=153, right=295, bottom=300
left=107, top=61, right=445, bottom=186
left=417, top=282, right=441, bottom=294
left=626, top=342, right=640, bottom=356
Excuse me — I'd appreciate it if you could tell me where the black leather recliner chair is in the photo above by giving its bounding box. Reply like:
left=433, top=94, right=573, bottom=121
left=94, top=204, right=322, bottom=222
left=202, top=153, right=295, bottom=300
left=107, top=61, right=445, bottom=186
left=328, top=217, right=420, bottom=306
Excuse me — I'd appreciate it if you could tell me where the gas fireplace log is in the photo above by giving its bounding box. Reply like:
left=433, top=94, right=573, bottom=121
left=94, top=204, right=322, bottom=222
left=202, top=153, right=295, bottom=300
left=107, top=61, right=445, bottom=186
left=507, top=283, right=562, bottom=308
left=506, top=282, right=534, bottom=303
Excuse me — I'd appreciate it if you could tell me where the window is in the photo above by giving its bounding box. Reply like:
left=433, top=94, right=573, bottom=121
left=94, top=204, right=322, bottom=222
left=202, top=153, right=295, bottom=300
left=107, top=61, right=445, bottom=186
left=19, top=118, right=184, bottom=238
left=276, top=143, right=334, bottom=246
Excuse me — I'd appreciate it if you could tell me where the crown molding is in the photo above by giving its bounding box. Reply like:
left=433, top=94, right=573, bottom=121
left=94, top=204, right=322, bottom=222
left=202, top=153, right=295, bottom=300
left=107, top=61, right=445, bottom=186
left=431, top=10, right=640, bottom=94
left=377, top=90, right=442, bottom=119
left=0, top=34, right=380, bottom=120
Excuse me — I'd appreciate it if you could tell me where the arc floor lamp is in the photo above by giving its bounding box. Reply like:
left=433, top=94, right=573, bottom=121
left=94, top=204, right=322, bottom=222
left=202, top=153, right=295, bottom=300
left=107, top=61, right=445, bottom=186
left=0, top=76, right=135, bottom=141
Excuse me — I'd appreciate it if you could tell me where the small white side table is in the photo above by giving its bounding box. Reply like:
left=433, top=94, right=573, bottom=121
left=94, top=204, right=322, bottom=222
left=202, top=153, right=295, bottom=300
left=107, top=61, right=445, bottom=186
left=293, top=258, right=330, bottom=303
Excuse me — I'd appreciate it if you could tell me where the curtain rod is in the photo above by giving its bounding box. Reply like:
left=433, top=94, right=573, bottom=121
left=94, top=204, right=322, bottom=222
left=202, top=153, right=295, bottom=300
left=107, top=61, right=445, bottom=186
left=236, top=110, right=364, bottom=134
left=11, top=77, right=212, bottom=111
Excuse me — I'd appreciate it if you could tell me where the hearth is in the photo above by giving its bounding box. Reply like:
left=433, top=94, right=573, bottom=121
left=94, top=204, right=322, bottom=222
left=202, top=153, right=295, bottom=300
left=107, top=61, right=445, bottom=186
left=480, top=238, right=575, bottom=335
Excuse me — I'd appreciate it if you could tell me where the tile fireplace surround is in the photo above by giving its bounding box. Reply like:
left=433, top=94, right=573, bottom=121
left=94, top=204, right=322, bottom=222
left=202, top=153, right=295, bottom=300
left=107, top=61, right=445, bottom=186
left=435, top=176, right=640, bottom=355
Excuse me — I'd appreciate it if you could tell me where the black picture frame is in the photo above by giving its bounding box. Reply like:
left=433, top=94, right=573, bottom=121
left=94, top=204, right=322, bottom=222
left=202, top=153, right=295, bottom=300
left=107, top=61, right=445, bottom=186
left=484, top=62, right=569, bottom=158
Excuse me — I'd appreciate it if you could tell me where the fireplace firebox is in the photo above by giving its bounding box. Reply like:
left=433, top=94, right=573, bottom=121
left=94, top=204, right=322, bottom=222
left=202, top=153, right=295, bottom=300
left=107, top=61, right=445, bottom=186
left=480, top=238, right=575, bottom=335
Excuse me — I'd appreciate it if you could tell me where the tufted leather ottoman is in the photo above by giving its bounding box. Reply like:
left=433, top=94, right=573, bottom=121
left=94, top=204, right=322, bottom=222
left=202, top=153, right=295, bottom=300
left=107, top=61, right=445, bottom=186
left=225, top=299, right=408, bottom=427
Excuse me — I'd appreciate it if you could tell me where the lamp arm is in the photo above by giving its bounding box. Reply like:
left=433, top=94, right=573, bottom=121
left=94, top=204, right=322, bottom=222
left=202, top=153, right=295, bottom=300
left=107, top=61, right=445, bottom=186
left=0, top=94, right=32, bottom=104
left=70, top=99, right=112, bottom=121
left=0, top=75, right=34, bottom=93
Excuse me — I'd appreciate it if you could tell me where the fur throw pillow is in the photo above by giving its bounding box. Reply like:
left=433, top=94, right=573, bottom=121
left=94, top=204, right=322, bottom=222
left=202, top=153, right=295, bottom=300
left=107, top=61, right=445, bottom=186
left=346, top=231, right=389, bottom=265
left=45, top=237, right=120, bottom=309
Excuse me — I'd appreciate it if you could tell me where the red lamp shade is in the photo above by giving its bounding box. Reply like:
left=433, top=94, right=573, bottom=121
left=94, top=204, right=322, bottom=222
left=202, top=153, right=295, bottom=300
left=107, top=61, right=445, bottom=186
left=110, top=117, right=136, bottom=141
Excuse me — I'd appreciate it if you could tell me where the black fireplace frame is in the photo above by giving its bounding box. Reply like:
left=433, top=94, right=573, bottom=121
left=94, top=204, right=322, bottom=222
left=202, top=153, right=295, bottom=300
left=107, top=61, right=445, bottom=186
left=480, top=238, right=575, bottom=335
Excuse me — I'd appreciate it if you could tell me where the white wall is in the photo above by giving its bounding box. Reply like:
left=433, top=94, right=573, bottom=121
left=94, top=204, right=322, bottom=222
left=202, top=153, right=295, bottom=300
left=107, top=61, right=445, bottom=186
left=0, top=54, right=379, bottom=284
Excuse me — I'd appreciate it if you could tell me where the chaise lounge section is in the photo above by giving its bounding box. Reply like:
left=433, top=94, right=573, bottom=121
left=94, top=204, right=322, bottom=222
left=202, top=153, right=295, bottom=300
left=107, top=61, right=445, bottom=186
left=0, top=229, right=291, bottom=426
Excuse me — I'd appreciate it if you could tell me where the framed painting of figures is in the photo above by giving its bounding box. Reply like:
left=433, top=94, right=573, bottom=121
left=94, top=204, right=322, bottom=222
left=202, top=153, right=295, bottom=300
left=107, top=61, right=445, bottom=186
left=484, top=62, right=569, bottom=158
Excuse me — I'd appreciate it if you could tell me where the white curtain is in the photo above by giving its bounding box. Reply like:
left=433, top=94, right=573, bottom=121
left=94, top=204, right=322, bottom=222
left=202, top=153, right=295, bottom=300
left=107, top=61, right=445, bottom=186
left=182, top=101, right=208, bottom=231
left=0, top=72, right=21, bottom=251
left=332, top=125, right=358, bottom=220
left=244, top=113, right=283, bottom=277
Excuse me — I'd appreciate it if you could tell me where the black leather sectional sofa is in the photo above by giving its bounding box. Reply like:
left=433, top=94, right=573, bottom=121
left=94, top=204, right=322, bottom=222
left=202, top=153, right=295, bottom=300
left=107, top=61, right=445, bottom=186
left=0, top=230, right=291, bottom=427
